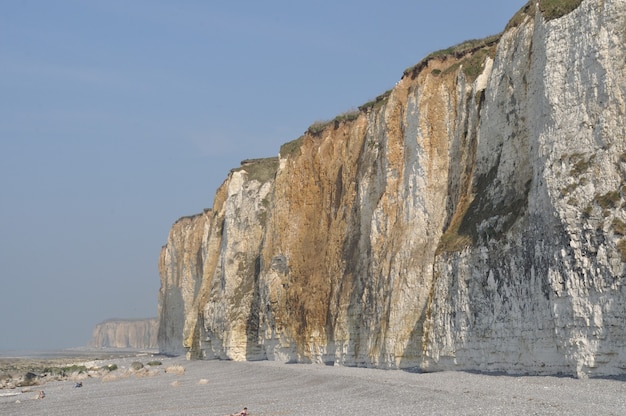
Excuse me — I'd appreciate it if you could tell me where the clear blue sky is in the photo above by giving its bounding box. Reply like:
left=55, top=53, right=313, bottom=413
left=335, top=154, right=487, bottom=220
left=0, top=1, right=526, bottom=351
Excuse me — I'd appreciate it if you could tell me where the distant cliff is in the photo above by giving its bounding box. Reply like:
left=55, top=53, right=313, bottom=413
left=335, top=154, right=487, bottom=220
left=158, top=0, right=626, bottom=377
left=90, top=318, right=158, bottom=349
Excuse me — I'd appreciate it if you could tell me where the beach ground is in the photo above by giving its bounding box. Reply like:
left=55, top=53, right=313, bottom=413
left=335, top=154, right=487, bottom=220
left=1, top=354, right=626, bottom=415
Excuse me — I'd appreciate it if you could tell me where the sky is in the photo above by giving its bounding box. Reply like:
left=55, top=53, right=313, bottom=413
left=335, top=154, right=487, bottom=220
left=0, top=0, right=526, bottom=351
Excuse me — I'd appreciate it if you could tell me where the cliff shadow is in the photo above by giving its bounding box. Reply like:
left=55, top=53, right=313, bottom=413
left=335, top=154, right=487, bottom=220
left=157, top=286, right=185, bottom=355
left=397, top=299, right=429, bottom=372
left=245, top=255, right=265, bottom=360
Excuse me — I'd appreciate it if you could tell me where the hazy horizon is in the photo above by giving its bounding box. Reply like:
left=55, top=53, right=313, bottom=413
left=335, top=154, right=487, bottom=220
left=1, top=0, right=526, bottom=351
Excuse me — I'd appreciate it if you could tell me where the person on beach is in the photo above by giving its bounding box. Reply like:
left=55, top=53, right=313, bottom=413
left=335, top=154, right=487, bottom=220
left=37, top=390, right=45, bottom=399
left=231, top=407, right=247, bottom=416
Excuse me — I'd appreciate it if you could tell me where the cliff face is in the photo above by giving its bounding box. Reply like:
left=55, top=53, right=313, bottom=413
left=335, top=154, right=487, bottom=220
left=90, top=318, right=158, bottom=349
left=158, top=0, right=626, bottom=377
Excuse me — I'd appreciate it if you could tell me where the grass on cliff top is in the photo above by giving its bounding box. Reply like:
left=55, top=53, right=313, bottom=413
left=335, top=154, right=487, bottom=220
left=358, top=89, right=393, bottom=113
left=280, top=136, right=304, bottom=159
left=442, top=44, right=498, bottom=82
left=403, top=34, right=501, bottom=81
left=506, top=0, right=583, bottom=29
left=173, top=211, right=206, bottom=225
left=505, top=2, right=536, bottom=30
left=539, top=0, right=583, bottom=20
left=277, top=0, right=584, bottom=161
left=233, top=157, right=279, bottom=183
left=282, top=33, right=498, bottom=158
left=279, top=92, right=391, bottom=159
left=306, top=108, right=362, bottom=136
left=281, top=31, right=501, bottom=157
left=407, top=0, right=582, bottom=79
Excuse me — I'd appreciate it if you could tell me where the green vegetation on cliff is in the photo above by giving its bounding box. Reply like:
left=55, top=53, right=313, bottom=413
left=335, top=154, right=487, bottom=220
left=279, top=0, right=584, bottom=162
left=506, top=0, right=583, bottom=29
left=280, top=91, right=387, bottom=158
left=402, top=34, right=501, bottom=81
left=358, top=89, right=393, bottom=113
left=540, top=0, right=583, bottom=20
left=306, top=109, right=362, bottom=136
left=441, top=42, right=498, bottom=82
left=437, top=161, right=531, bottom=254
left=280, top=136, right=304, bottom=159
left=235, top=157, right=279, bottom=183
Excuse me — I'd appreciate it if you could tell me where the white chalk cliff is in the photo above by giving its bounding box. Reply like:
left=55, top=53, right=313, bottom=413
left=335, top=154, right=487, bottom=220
left=90, top=318, right=158, bottom=349
left=158, top=0, right=626, bottom=377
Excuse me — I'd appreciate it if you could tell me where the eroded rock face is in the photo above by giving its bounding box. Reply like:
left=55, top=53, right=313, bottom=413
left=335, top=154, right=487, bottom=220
left=157, top=212, right=211, bottom=355
left=90, top=318, right=158, bottom=349
left=158, top=0, right=626, bottom=377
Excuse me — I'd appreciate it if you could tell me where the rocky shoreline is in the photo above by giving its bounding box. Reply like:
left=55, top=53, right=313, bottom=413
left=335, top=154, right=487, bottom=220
left=1, top=352, right=626, bottom=415
left=0, top=350, right=161, bottom=390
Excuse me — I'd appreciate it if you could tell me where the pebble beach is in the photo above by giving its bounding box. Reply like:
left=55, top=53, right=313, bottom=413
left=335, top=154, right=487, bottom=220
left=2, top=352, right=626, bottom=415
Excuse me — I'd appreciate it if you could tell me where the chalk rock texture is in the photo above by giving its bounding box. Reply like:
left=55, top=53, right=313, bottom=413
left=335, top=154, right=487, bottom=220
left=90, top=318, right=158, bottom=349
left=158, top=0, right=626, bottom=377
